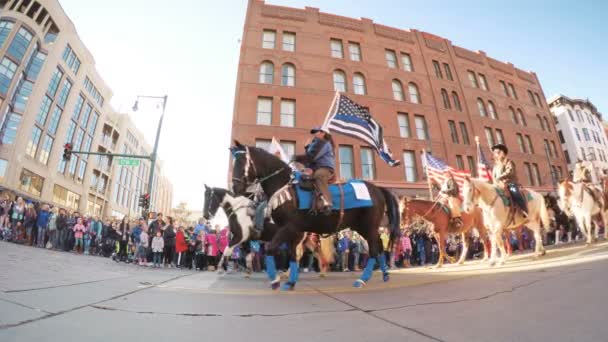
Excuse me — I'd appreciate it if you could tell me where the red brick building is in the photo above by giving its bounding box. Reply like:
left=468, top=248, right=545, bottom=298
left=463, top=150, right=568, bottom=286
left=230, top=0, right=567, bottom=196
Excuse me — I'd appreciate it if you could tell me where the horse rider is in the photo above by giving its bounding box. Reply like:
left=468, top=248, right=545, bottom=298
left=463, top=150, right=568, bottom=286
left=440, top=169, right=463, bottom=228
left=491, top=143, right=528, bottom=218
left=572, top=159, right=602, bottom=206
left=294, top=126, right=336, bottom=215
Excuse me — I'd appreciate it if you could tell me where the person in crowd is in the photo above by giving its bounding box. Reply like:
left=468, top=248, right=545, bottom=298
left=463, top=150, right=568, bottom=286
left=380, top=227, right=391, bottom=268
left=350, top=232, right=362, bottom=272
left=360, top=234, right=369, bottom=269
left=10, top=197, right=25, bottom=242
left=249, top=239, right=262, bottom=273
left=89, top=216, right=103, bottom=255
left=401, top=230, right=412, bottom=268
left=138, top=226, right=149, bottom=266
left=151, top=230, right=164, bottom=268
left=54, top=209, right=67, bottom=250
left=194, top=228, right=207, bottom=271
left=117, top=216, right=130, bottom=262
left=46, top=207, right=58, bottom=249
left=131, top=218, right=144, bottom=248
left=0, top=194, right=11, bottom=232
left=83, top=218, right=93, bottom=255
left=185, top=227, right=195, bottom=270
left=65, top=212, right=78, bottom=252
left=24, top=203, right=37, bottom=246
left=337, top=231, right=350, bottom=272
left=73, top=217, right=86, bottom=254
left=175, top=226, right=188, bottom=268
left=163, top=217, right=176, bottom=267
left=148, top=213, right=164, bottom=262
left=35, top=204, right=50, bottom=248
left=205, top=227, right=218, bottom=270
left=416, top=232, right=427, bottom=266
left=218, top=225, right=229, bottom=270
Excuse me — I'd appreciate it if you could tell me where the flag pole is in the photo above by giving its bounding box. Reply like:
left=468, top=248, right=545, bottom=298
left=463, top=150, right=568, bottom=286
left=422, top=149, right=433, bottom=200
left=321, top=91, right=340, bottom=130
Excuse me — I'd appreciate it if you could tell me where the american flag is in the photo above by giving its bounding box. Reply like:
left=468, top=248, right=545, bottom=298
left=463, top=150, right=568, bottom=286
left=325, top=94, right=400, bottom=166
left=423, top=152, right=471, bottom=198
left=476, top=142, right=493, bottom=183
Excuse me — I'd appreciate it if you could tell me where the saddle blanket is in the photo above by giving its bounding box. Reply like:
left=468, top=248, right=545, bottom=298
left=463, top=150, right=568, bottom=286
left=495, top=187, right=534, bottom=207
left=295, top=178, right=373, bottom=211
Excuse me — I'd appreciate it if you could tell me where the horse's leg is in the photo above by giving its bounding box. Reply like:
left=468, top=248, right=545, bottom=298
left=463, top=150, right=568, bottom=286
left=504, top=231, right=513, bottom=256
left=280, top=228, right=304, bottom=291
left=517, top=227, right=524, bottom=251
left=527, top=221, right=544, bottom=257
left=603, top=210, right=608, bottom=240
left=353, top=221, right=382, bottom=288
left=284, top=236, right=306, bottom=280
left=495, top=229, right=508, bottom=266
left=264, top=225, right=295, bottom=290
left=488, top=229, right=498, bottom=266
left=458, top=232, right=468, bottom=265
left=434, top=232, right=444, bottom=268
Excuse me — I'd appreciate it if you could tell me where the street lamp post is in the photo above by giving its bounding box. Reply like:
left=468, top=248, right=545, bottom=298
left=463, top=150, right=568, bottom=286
left=133, top=95, right=168, bottom=217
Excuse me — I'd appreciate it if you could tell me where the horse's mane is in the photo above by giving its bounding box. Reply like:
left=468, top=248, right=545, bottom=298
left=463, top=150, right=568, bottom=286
left=248, top=145, right=291, bottom=171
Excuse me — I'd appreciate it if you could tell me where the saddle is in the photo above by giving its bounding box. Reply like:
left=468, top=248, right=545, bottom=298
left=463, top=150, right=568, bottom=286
left=298, top=168, right=338, bottom=191
left=579, top=183, right=604, bottom=209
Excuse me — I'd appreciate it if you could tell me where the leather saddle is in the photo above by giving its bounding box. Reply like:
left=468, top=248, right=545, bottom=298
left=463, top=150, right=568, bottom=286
left=297, top=168, right=338, bottom=191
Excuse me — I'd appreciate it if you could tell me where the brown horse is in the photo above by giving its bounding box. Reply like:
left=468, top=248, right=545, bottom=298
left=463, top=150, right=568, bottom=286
left=400, top=197, right=490, bottom=267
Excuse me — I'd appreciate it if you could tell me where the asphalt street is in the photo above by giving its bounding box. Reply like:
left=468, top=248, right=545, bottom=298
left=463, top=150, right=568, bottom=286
left=1, top=240, right=607, bottom=342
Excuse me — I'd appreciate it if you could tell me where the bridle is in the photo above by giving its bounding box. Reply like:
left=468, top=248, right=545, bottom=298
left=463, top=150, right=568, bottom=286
left=231, top=146, right=287, bottom=194
left=465, top=178, right=499, bottom=208
left=204, top=187, right=249, bottom=221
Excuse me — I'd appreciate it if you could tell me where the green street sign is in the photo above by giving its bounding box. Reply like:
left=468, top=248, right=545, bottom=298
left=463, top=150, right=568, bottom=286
left=118, top=158, right=140, bottom=167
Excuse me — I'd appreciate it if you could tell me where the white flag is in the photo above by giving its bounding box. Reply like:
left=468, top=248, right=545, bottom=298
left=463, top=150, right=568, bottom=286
left=268, top=137, right=288, bottom=163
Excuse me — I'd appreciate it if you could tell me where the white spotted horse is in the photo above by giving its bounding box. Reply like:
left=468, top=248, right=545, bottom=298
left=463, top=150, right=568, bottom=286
left=230, top=141, right=400, bottom=290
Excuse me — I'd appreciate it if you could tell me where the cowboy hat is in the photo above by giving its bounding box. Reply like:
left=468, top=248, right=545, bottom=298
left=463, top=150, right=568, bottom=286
left=310, top=126, right=329, bottom=134
left=491, top=143, right=508, bottom=154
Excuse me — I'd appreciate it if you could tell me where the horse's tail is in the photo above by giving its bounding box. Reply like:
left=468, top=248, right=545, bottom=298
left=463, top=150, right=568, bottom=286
left=539, top=195, right=551, bottom=230
left=379, top=187, right=401, bottom=249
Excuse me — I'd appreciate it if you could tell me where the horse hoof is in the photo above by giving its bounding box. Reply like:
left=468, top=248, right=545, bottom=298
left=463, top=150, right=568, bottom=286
left=489, top=261, right=497, bottom=267
left=353, top=279, right=366, bottom=288
left=383, top=273, right=390, bottom=282
left=271, top=281, right=280, bottom=290
left=540, top=250, right=547, bottom=256
left=281, top=282, right=295, bottom=291
left=319, top=273, right=327, bottom=278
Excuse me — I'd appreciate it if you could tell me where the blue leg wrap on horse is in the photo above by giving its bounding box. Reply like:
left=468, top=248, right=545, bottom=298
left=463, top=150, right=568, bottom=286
left=360, top=257, right=376, bottom=282
left=288, top=261, right=299, bottom=284
left=378, top=254, right=388, bottom=273
left=265, top=255, right=277, bottom=281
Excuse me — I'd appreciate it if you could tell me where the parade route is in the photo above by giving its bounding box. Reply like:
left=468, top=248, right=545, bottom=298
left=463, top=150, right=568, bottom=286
left=1, top=240, right=607, bottom=341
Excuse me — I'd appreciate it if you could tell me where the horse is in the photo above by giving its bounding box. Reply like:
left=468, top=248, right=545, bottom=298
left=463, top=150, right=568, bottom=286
left=203, top=186, right=336, bottom=277
left=400, top=197, right=490, bottom=267
left=557, top=180, right=608, bottom=244
left=461, top=177, right=548, bottom=266
left=230, top=141, right=400, bottom=290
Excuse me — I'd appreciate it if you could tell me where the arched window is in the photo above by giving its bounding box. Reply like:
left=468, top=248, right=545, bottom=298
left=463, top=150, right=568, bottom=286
left=281, top=63, right=295, bottom=86
left=477, top=98, right=487, bottom=117
left=487, top=101, right=498, bottom=119
left=509, top=107, right=518, bottom=124
left=333, top=70, right=347, bottom=92
left=452, top=91, right=462, bottom=112
left=537, top=114, right=545, bottom=131
left=517, top=109, right=527, bottom=126
left=408, top=82, right=420, bottom=104
left=259, top=61, right=274, bottom=84
left=353, top=72, right=366, bottom=95
left=392, top=79, right=404, bottom=101
left=543, top=117, right=551, bottom=132
left=441, top=89, right=450, bottom=109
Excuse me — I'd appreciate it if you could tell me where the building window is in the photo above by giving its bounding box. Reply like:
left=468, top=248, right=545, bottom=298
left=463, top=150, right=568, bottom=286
left=80, top=103, right=92, bottom=127
left=278, top=141, right=295, bottom=161
left=255, top=139, right=271, bottom=151
left=281, top=63, right=295, bottom=87
left=53, top=184, right=80, bottom=210
left=564, top=150, right=571, bottom=164
left=353, top=73, right=366, bottom=95
left=282, top=32, right=295, bottom=51
left=558, top=130, right=565, bottom=143
left=467, top=156, right=476, bottom=176
left=478, top=74, right=488, bottom=91
left=0, top=159, right=6, bottom=183
left=448, top=120, right=459, bottom=144
left=441, top=89, right=451, bottom=109
left=495, top=129, right=504, bottom=144
left=525, top=135, right=535, bottom=154
left=385, top=49, right=397, bottom=68
left=398, top=113, right=410, bottom=138
left=280, top=99, right=295, bottom=127
left=509, top=83, right=518, bottom=99
left=432, top=60, right=442, bottom=78
left=401, top=53, right=413, bottom=72
left=523, top=162, right=533, bottom=186
left=509, top=107, right=518, bottom=124
left=392, top=79, right=404, bottom=101
left=256, top=97, right=272, bottom=126
left=259, top=61, right=274, bottom=84
left=517, top=109, right=526, bottom=126
left=567, top=109, right=574, bottom=121
left=0, top=57, right=18, bottom=94
left=14, top=80, right=33, bottom=113
left=48, top=107, right=62, bottom=135
left=19, top=169, right=44, bottom=196
left=544, top=117, right=551, bottom=132
left=37, top=97, right=53, bottom=126
left=408, top=83, right=420, bottom=104
left=262, top=29, right=276, bottom=49
left=47, top=68, right=63, bottom=97
left=26, top=49, right=46, bottom=81
left=443, top=63, right=453, bottom=81
left=468, top=70, right=478, bottom=88
left=534, top=164, right=543, bottom=185
left=403, top=151, right=417, bottom=182
left=330, top=39, right=343, bottom=58
left=544, top=140, right=553, bottom=158
left=339, top=146, right=354, bottom=180
left=583, top=128, right=590, bottom=141
left=415, top=115, right=429, bottom=140
left=516, top=133, right=526, bottom=153
left=7, top=27, right=33, bottom=62
left=574, top=128, right=581, bottom=141
left=552, top=141, right=559, bottom=158
left=56, top=79, right=72, bottom=108
left=1, top=112, right=22, bottom=144
left=580, top=147, right=586, bottom=160
left=26, top=126, right=42, bottom=158
left=477, top=98, right=487, bottom=117
left=487, top=101, right=498, bottom=119
left=485, top=127, right=495, bottom=146
left=349, top=42, right=361, bottom=61
left=360, top=147, right=375, bottom=180
left=459, top=122, right=470, bottom=145
left=500, top=81, right=508, bottom=97
left=537, top=114, right=544, bottom=131
left=333, top=70, right=347, bottom=92
left=528, top=90, right=536, bottom=106
left=456, top=155, right=465, bottom=170
left=535, top=93, right=543, bottom=108
left=71, top=95, right=84, bottom=120
left=452, top=92, right=462, bottom=112
left=0, top=21, right=14, bottom=48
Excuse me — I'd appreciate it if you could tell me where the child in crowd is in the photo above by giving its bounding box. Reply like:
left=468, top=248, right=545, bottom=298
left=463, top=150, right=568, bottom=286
left=138, top=227, right=149, bottom=266
left=73, top=217, right=85, bottom=254
left=151, top=231, right=164, bottom=268
left=175, top=226, right=188, bottom=268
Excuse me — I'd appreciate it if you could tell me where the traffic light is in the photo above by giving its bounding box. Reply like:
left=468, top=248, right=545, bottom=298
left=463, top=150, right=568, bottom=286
left=138, top=194, right=146, bottom=207
left=139, top=193, right=150, bottom=209
left=62, top=143, right=73, bottom=161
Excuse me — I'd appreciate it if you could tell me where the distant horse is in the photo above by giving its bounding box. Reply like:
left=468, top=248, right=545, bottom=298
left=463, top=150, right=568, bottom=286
left=557, top=180, right=607, bottom=244
left=230, top=141, right=400, bottom=290
left=400, top=197, right=490, bottom=267
left=462, top=177, right=548, bottom=266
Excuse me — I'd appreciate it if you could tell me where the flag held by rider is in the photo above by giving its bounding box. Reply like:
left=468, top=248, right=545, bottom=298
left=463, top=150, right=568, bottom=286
left=322, top=93, right=400, bottom=167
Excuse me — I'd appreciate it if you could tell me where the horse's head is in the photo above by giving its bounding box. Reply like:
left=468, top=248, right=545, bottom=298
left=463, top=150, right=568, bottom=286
left=557, top=179, right=574, bottom=217
left=230, top=141, right=255, bottom=196
left=230, top=140, right=290, bottom=196
left=461, top=176, right=476, bottom=213
left=203, top=185, right=230, bottom=220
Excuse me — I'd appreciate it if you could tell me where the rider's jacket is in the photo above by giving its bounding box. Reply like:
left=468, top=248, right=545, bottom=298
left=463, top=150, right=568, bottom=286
left=492, top=158, right=518, bottom=186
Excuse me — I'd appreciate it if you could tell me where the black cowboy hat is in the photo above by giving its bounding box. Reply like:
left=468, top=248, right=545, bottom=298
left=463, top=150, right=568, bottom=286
left=491, top=143, right=508, bottom=154
left=310, top=126, right=329, bottom=134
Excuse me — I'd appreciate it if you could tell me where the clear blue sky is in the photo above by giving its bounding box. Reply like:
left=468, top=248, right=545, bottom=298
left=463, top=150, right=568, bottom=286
left=59, top=0, right=607, bottom=209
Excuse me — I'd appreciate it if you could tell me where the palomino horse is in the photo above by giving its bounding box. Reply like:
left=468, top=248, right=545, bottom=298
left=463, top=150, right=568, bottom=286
left=557, top=180, right=607, bottom=244
left=461, top=177, right=548, bottom=266
left=400, top=198, right=490, bottom=267
left=230, top=141, right=400, bottom=290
